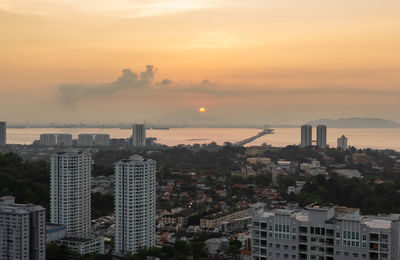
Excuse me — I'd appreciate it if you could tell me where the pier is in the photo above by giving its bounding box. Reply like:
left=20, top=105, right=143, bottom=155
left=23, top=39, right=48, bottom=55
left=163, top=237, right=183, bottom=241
left=234, top=127, right=274, bottom=146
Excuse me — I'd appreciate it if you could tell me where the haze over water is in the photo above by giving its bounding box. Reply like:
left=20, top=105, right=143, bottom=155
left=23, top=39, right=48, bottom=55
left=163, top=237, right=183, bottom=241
left=6, top=128, right=400, bottom=151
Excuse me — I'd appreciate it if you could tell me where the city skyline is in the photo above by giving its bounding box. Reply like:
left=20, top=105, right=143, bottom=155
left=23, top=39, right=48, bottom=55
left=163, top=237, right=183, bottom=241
left=1, top=0, right=400, bottom=125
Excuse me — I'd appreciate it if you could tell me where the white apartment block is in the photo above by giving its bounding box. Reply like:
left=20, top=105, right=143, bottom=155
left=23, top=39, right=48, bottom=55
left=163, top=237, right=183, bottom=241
left=337, top=135, right=348, bottom=150
left=132, top=124, right=146, bottom=147
left=50, top=150, right=92, bottom=237
left=40, top=133, right=72, bottom=146
left=0, top=196, right=46, bottom=260
left=0, top=121, right=6, bottom=145
left=54, top=236, right=104, bottom=255
left=115, top=155, right=156, bottom=255
left=252, top=203, right=400, bottom=260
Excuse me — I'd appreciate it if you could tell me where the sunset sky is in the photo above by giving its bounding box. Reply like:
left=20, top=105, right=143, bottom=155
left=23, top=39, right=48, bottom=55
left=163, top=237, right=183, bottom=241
left=1, top=0, right=400, bottom=125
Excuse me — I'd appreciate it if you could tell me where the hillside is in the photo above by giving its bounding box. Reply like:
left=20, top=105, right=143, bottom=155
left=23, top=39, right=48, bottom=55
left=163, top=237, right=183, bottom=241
left=307, top=118, right=400, bottom=128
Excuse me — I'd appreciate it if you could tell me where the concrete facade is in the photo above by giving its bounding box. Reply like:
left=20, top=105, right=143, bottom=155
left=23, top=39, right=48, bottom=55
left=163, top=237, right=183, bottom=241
left=114, top=155, right=156, bottom=255
left=50, top=150, right=92, bottom=237
left=0, top=196, right=46, bottom=260
left=252, top=203, right=400, bottom=260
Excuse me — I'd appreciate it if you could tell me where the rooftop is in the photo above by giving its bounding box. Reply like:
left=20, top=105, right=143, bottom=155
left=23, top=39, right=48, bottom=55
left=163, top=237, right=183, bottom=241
left=306, top=203, right=335, bottom=210
left=202, top=206, right=250, bottom=220
left=255, top=205, right=399, bottom=230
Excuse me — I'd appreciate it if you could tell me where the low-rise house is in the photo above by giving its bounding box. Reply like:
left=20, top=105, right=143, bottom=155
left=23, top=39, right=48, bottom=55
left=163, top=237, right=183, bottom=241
left=54, top=236, right=105, bottom=255
left=160, top=207, right=197, bottom=228
left=200, top=206, right=253, bottom=229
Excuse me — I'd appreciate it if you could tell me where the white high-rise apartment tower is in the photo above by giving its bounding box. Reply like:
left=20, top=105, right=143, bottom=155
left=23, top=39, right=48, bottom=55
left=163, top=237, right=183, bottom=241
left=0, top=121, right=6, bottom=145
left=300, top=125, right=312, bottom=148
left=316, top=125, right=327, bottom=149
left=132, top=124, right=146, bottom=146
left=50, top=150, right=92, bottom=237
left=0, top=196, right=46, bottom=260
left=115, top=155, right=156, bottom=255
left=337, top=135, right=348, bottom=150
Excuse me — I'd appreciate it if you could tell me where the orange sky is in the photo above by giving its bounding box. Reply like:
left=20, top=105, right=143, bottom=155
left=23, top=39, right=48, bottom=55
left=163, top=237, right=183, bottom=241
left=0, top=0, right=399, bottom=125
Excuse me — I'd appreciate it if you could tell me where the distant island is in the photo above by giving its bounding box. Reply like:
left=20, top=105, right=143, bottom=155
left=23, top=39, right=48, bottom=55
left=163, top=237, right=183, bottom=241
left=307, top=118, right=400, bottom=128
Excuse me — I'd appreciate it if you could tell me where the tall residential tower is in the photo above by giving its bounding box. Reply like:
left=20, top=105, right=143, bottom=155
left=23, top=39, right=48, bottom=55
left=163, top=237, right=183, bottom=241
left=114, top=155, right=156, bottom=255
left=300, top=125, right=312, bottom=148
left=0, top=121, right=6, bottom=145
left=132, top=124, right=146, bottom=147
left=316, top=125, right=327, bottom=149
left=50, top=150, right=92, bottom=237
left=0, top=196, right=46, bottom=260
left=337, top=135, right=348, bottom=150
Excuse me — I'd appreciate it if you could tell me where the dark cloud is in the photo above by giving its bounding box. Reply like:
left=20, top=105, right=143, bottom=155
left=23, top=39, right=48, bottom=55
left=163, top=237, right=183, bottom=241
left=58, top=65, right=154, bottom=106
left=159, top=79, right=173, bottom=85
left=201, top=79, right=210, bottom=85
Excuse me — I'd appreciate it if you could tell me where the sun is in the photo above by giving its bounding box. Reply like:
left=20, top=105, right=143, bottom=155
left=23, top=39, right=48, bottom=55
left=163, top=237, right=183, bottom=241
left=199, top=107, right=206, bottom=113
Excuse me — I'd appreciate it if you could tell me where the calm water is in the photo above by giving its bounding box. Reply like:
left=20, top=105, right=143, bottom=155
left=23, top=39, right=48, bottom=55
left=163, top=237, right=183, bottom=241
left=6, top=128, right=400, bottom=151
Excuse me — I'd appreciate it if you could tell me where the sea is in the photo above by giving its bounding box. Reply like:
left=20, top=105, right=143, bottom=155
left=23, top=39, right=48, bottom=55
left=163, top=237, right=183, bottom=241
left=5, top=127, right=400, bottom=151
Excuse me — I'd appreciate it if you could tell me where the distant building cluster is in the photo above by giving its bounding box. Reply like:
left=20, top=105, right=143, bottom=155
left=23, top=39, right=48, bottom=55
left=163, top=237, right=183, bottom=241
left=35, top=123, right=156, bottom=148
left=40, top=133, right=73, bottom=146
left=0, top=149, right=159, bottom=258
left=300, top=124, right=349, bottom=150
left=301, top=124, right=326, bottom=148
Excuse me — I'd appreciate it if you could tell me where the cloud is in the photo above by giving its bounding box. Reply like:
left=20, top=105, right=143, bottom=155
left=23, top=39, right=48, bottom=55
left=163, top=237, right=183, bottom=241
left=159, top=79, right=173, bottom=86
left=0, top=0, right=229, bottom=19
left=59, top=65, right=154, bottom=106
left=201, top=79, right=210, bottom=85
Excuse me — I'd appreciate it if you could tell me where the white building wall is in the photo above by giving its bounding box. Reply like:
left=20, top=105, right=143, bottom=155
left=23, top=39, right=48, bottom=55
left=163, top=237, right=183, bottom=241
left=0, top=197, right=46, bottom=260
left=115, top=155, right=156, bottom=255
left=50, top=150, right=92, bottom=237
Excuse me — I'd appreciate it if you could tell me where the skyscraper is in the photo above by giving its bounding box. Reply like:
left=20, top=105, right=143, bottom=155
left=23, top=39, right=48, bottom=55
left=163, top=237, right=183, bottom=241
left=132, top=124, right=146, bottom=147
left=337, top=135, right=348, bottom=150
left=316, top=125, right=327, bottom=149
left=0, top=121, right=6, bottom=145
left=115, top=155, right=156, bottom=255
left=50, top=150, right=92, bottom=237
left=300, top=125, right=312, bottom=148
left=0, top=196, right=46, bottom=260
